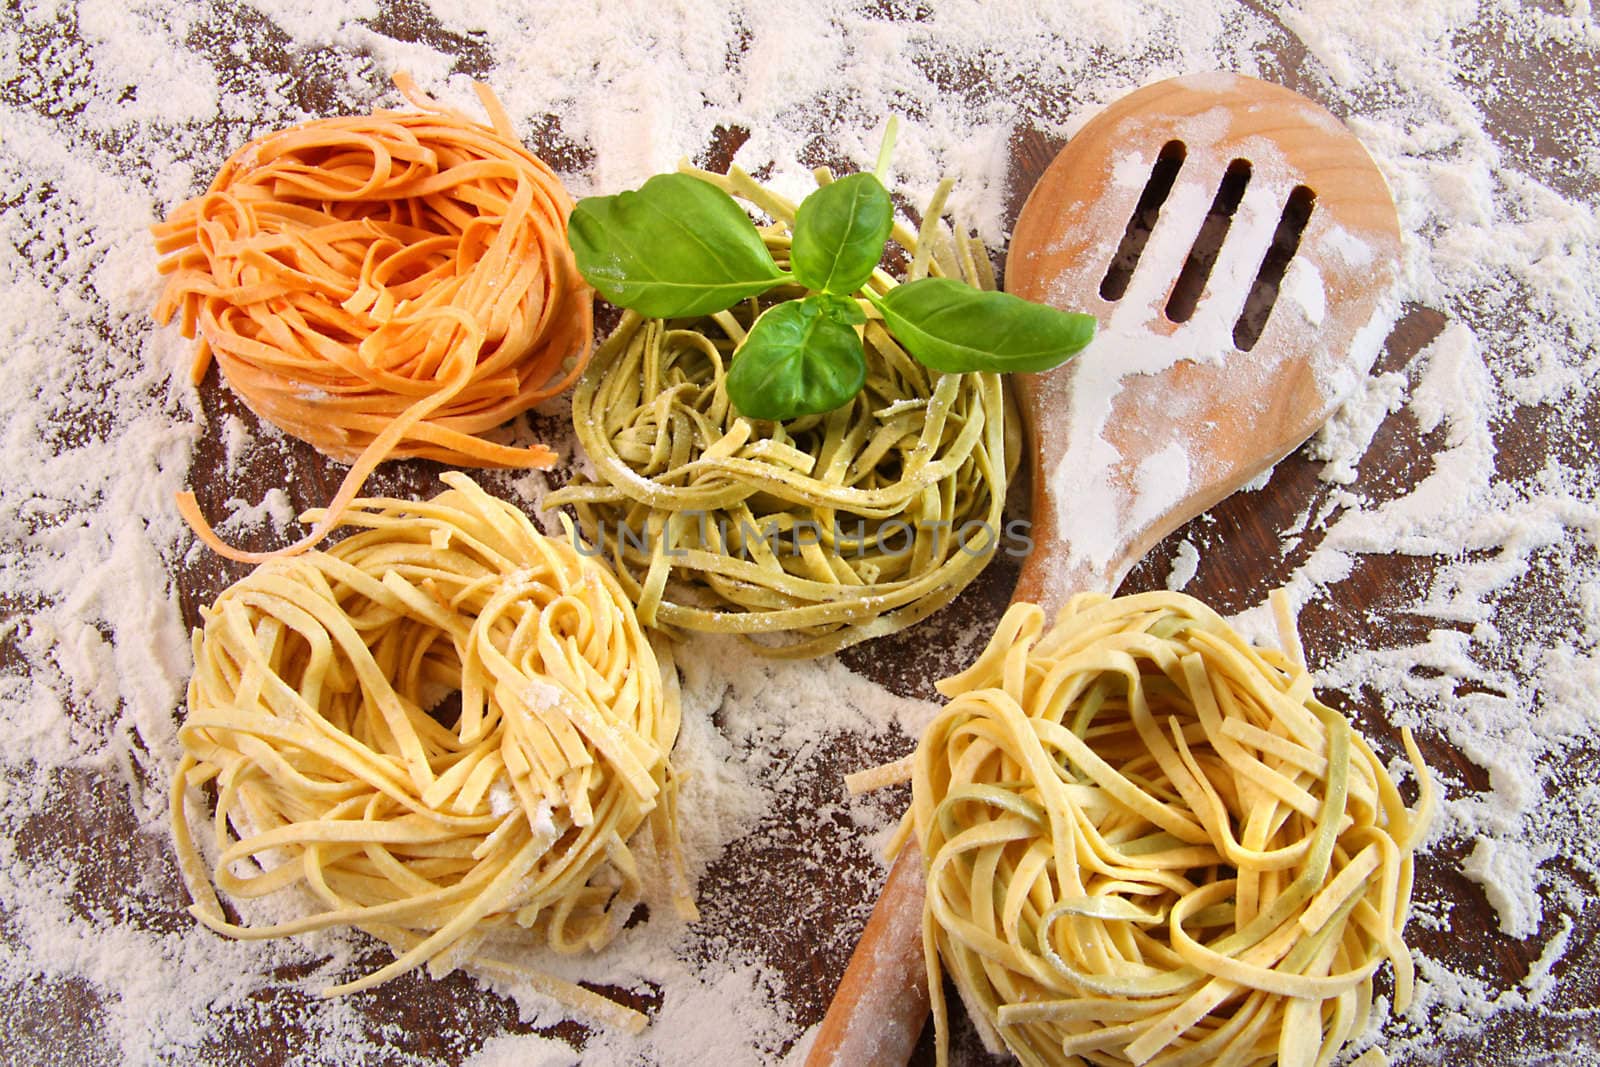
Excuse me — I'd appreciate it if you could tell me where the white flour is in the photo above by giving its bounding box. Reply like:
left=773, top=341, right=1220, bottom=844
left=1, top=0, right=1597, bottom=1064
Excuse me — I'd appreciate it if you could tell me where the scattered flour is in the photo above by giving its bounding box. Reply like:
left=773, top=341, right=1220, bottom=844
left=1164, top=538, right=1201, bottom=592
left=213, top=489, right=296, bottom=536
left=1462, top=835, right=1548, bottom=940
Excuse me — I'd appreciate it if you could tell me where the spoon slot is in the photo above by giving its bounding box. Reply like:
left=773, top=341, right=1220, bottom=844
left=1099, top=140, right=1187, bottom=302
left=1165, top=158, right=1252, bottom=324
left=1233, top=184, right=1317, bottom=352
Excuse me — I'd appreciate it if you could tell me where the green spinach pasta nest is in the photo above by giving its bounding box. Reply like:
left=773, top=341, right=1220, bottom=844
left=548, top=165, right=1021, bottom=657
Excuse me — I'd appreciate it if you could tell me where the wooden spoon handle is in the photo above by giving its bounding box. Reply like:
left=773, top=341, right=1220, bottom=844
left=806, top=844, right=929, bottom=1067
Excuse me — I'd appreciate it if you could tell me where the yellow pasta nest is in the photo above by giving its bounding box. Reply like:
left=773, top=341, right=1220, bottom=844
left=169, top=474, right=692, bottom=1031
left=548, top=166, right=1020, bottom=657
left=911, top=591, right=1433, bottom=1067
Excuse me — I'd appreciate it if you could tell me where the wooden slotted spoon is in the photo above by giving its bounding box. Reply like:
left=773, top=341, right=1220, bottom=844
left=806, top=72, right=1402, bottom=1066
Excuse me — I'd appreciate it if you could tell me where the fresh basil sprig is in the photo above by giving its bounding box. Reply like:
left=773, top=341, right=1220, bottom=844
left=567, top=150, right=1094, bottom=422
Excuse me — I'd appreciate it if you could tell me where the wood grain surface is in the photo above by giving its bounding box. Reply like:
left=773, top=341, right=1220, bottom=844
left=9, top=3, right=1599, bottom=1065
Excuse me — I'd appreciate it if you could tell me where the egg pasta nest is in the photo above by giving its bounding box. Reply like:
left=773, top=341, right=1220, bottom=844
left=548, top=165, right=1021, bottom=657
left=911, top=591, right=1433, bottom=1067
left=169, top=474, right=692, bottom=1031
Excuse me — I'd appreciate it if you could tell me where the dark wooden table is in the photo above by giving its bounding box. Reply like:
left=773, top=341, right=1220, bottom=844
left=5, top=2, right=1597, bottom=1064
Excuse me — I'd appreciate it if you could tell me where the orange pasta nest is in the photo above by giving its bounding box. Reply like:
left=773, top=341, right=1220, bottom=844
left=153, top=74, right=592, bottom=561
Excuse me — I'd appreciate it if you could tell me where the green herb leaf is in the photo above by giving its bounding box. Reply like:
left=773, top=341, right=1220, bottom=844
left=726, top=296, right=867, bottom=421
left=872, top=277, right=1097, bottom=373
left=789, top=172, right=895, bottom=296
left=813, top=292, right=867, bottom=326
left=568, top=173, right=788, bottom=318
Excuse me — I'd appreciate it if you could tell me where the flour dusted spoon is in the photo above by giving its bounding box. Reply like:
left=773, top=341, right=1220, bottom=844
left=806, top=72, right=1401, bottom=1066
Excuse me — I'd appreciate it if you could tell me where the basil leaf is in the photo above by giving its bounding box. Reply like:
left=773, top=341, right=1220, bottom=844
left=789, top=172, right=894, bottom=296
left=813, top=292, right=867, bottom=326
left=568, top=173, right=788, bottom=318
left=726, top=297, right=867, bottom=421
left=873, top=277, right=1097, bottom=373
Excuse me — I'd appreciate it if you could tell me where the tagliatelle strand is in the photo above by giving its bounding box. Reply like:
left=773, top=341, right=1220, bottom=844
left=906, top=590, right=1433, bottom=1067
left=153, top=74, right=592, bottom=563
left=169, top=474, right=694, bottom=1029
